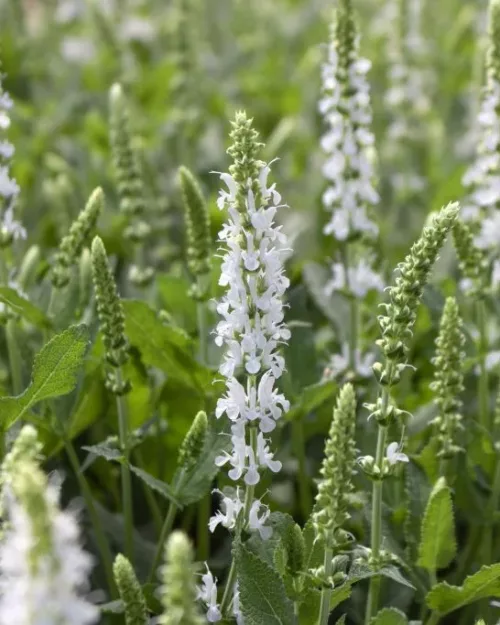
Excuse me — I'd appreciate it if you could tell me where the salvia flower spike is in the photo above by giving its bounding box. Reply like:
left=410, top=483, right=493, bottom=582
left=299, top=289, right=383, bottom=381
left=211, top=111, right=290, bottom=543
left=109, top=83, right=153, bottom=287
left=452, top=219, right=490, bottom=296
left=0, top=61, right=25, bottom=247
left=52, top=187, right=103, bottom=289
left=312, top=383, right=357, bottom=549
left=91, top=235, right=130, bottom=393
left=430, top=297, right=466, bottom=462
left=159, top=531, right=206, bottom=625
left=178, top=410, right=208, bottom=471
left=0, top=427, right=98, bottom=625
left=178, top=165, right=211, bottom=292
left=113, top=554, right=148, bottom=625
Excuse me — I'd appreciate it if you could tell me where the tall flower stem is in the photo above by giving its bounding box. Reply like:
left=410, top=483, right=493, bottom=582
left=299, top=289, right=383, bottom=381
left=318, top=547, right=334, bottom=625
left=62, top=432, right=116, bottom=597
left=476, top=300, right=490, bottom=431
left=115, top=367, right=134, bottom=562
left=220, top=427, right=258, bottom=617
left=341, top=244, right=359, bottom=371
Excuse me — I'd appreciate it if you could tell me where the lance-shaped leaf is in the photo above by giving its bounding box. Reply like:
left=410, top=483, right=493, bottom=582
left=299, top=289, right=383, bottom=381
left=417, top=477, right=457, bottom=574
left=0, top=325, right=89, bottom=430
left=128, top=465, right=182, bottom=508
left=426, top=564, right=500, bottom=615
left=236, top=541, right=295, bottom=625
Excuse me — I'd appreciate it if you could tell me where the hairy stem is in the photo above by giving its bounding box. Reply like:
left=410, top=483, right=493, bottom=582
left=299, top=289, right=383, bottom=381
left=115, top=367, right=134, bottom=562
left=318, top=547, right=334, bottom=625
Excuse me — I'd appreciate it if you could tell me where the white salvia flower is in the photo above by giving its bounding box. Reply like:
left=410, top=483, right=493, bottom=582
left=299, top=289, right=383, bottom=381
left=213, top=115, right=289, bottom=543
left=385, top=442, right=409, bottom=466
left=0, top=473, right=98, bottom=625
left=233, top=583, right=244, bottom=625
left=325, top=260, right=384, bottom=299
left=324, top=343, right=375, bottom=380
left=319, top=24, right=379, bottom=242
left=197, top=565, right=222, bottom=623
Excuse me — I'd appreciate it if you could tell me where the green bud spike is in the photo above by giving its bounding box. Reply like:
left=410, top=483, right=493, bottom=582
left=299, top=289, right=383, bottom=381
left=178, top=166, right=211, bottom=279
left=91, top=236, right=130, bottom=392
left=430, top=297, right=465, bottom=459
left=159, top=531, right=205, bottom=625
left=377, top=202, right=459, bottom=380
left=452, top=219, right=489, bottom=298
left=281, top=523, right=306, bottom=576
left=334, top=0, right=356, bottom=71
left=1, top=424, right=42, bottom=482
left=109, top=84, right=146, bottom=220
left=488, top=0, right=500, bottom=83
left=52, top=187, right=103, bottom=289
left=227, top=111, right=264, bottom=210
left=113, top=554, right=148, bottom=625
left=177, top=411, right=208, bottom=471
left=312, top=383, right=357, bottom=549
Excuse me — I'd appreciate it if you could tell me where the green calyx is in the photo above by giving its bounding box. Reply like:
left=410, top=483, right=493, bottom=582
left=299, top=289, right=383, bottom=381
left=109, top=84, right=146, bottom=220
left=488, top=0, right=500, bottom=83
left=227, top=111, right=264, bottom=211
left=159, top=531, right=205, bottom=625
left=377, top=202, right=459, bottom=385
left=177, top=410, right=208, bottom=471
left=113, top=554, right=148, bottom=625
left=178, top=166, right=211, bottom=280
left=452, top=219, right=489, bottom=298
left=312, top=383, right=357, bottom=549
left=430, top=297, right=465, bottom=459
left=91, top=236, right=130, bottom=393
left=52, top=187, right=103, bottom=289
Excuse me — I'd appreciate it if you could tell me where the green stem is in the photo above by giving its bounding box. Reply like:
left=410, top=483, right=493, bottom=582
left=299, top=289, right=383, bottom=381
left=197, top=292, right=208, bottom=366
left=197, top=491, right=210, bottom=562
left=63, top=434, right=116, bottom=597
left=318, top=547, right=334, bottom=625
left=133, top=448, right=163, bottom=536
left=292, top=419, right=312, bottom=519
left=483, top=452, right=500, bottom=564
left=148, top=499, right=178, bottom=582
left=115, top=367, right=134, bottom=562
left=220, top=427, right=258, bottom=617
left=340, top=244, right=358, bottom=371
left=476, top=300, right=489, bottom=431
left=6, top=319, right=22, bottom=396
left=425, top=612, right=440, bottom=625
left=365, top=406, right=390, bottom=625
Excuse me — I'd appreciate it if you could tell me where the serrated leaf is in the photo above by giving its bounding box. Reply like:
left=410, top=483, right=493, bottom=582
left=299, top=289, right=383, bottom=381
left=236, top=542, right=295, bottom=625
left=0, top=325, right=89, bottom=430
left=346, top=561, right=415, bottom=590
left=426, top=564, right=500, bottom=615
left=371, top=607, right=408, bottom=625
left=129, top=465, right=182, bottom=508
left=0, top=286, right=52, bottom=329
left=123, top=300, right=210, bottom=391
left=417, top=477, right=457, bottom=574
left=82, top=443, right=123, bottom=463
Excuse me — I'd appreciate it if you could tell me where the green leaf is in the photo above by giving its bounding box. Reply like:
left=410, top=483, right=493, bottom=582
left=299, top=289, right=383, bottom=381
left=123, top=300, right=210, bottom=391
left=0, top=286, right=52, bottom=329
left=0, top=325, right=89, bottom=430
left=129, top=465, right=182, bottom=508
left=426, top=564, right=500, bottom=615
left=417, top=477, right=457, bottom=574
left=82, top=443, right=123, bottom=463
left=298, top=585, right=351, bottom=625
left=370, top=608, right=408, bottom=625
left=236, top=541, right=295, bottom=625
left=286, top=380, right=336, bottom=422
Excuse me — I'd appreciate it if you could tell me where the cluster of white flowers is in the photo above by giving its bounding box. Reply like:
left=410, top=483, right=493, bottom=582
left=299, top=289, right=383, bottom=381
left=377, top=0, right=433, bottom=193
left=0, top=74, right=25, bottom=242
left=324, top=343, right=375, bottom=380
left=197, top=566, right=222, bottom=623
left=325, top=260, right=384, bottom=299
left=0, top=476, right=98, bottom=625
left=211, top=161, right=289, bottom=517
left=319, top=36, right=379, bottom=243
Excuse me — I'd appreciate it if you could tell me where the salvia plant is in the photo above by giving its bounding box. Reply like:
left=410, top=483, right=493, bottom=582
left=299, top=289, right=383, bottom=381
left=2, top=0, right=500, bottom=623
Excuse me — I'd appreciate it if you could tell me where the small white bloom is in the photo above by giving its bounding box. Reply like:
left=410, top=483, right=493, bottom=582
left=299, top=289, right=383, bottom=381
left=325, top=260, right=384, bottom=299
left=325, top=344, right=375, bottom=379
left=248, top=500, right=272, bottom=541
left=385, top=442, right=409, bottom=466
left=197, top=565, right=222, bottom=623
left=209, top=489, right=244, bottom=533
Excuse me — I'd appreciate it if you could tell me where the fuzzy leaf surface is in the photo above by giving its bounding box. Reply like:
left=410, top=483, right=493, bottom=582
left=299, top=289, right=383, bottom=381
left=371, top=607, right=409, bottom=625
left=417, top=477, right=457, bottom=573
left=0, top=325, right=89, bottom=430
left=236, top=542, right=295, bottom=625
left=426, top=564, right=500, bottom=615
